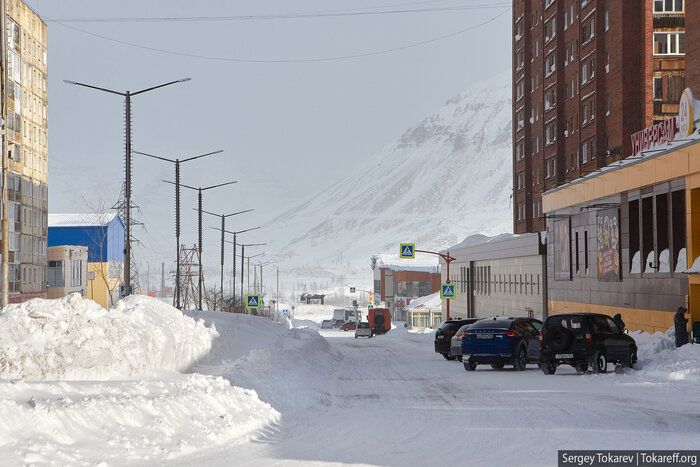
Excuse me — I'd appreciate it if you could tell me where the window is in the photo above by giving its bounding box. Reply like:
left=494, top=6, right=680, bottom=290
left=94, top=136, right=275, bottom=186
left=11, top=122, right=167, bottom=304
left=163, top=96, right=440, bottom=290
left=654, top=32, right=685, bottom=55
left=582, top=141, right=588, bottom=164
left=545, top=87, right=556, bottom=110
left=545, top=53, right=556, bottom=76
left=516, top=140, right=524, bottom=160
left=518, top=203, right=525, bottom=221
left=516, top=80, right=524, bottom=101
left=517, top=172, right=525, bottom=190
left=582, top=63, right=588, bottom=84
left=517, top=110, right=524, bottom=130
left=654, top=77, right=663, bottom=100
left=667, top=75, right=685, bottom=102
left=582, top=16, right=594, bottom=43
left=605, top=8, right=609, bottom=31
left=606, top=93, right=611, bottom=116
left=545, top=18, right=556, bottom=43
left=516, top=50, right=525, bottom=70
left=71, top=260, right=82, bottom=287
left=654, top=0, right=684, bottom=13
left=48, top=260, right=64, bottom=287
left=546, top=122, right=557, bottom=145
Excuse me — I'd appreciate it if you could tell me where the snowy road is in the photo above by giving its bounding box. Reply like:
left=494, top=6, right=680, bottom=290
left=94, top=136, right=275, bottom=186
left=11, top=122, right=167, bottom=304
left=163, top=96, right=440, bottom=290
left=177, top=325, right=700, bottom=467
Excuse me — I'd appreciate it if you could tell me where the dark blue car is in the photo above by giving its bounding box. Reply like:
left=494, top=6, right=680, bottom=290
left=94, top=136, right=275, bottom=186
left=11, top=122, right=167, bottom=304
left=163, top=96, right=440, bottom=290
left=461, top=317, right=542, bottom=371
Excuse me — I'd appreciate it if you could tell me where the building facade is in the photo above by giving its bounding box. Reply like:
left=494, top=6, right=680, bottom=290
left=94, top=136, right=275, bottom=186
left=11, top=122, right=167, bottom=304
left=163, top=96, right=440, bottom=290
left=47, top=245, right=88, bottom=299
left=48, top=213, right=125, bottom=308
left=2, top=0, right=49, bottom=302
left=440, top=233, right=547, bottom=321
left=542, top=92, right=699, bottom=333
left=370, top=254, right=441, bottom=321
left=513, top=0, right=686, bottom=234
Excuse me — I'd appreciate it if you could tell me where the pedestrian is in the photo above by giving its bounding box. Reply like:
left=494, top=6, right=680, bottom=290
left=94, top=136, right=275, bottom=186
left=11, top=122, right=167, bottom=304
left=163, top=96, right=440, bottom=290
left=674, top=306, right=689, bottom=348
left=612, top=313, right=625, bottom=333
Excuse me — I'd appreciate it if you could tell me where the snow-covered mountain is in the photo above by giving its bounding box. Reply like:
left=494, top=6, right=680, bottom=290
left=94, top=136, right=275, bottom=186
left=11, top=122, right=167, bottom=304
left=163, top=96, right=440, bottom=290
left=260, top=71, right=514, bottom=287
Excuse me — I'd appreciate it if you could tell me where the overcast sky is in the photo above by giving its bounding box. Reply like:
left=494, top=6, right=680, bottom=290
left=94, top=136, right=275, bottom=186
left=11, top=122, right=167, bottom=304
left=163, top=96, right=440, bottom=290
left=34, top=0, right=511, bottom=280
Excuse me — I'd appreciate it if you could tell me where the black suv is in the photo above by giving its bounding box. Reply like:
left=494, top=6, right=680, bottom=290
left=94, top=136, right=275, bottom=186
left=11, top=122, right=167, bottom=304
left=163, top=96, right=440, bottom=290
left=539, top=313, right=637, bottom=374
left=434, top=318, right=478, bottom=360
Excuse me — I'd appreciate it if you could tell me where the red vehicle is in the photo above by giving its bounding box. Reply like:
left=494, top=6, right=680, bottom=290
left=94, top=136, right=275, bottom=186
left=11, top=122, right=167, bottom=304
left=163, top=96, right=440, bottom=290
left=340, top=321, right=357, bottom=331
left=368, top=308, right=391, bottom=335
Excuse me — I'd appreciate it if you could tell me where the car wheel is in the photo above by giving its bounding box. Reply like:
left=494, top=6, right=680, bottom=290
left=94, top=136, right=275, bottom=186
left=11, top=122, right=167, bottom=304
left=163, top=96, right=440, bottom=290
left=575, top=363, right=589, bottom=373
left=513, top=348, right=527, bottom=371
left=622, top=347, right=637, bottom=369
left=541, top=362, right=557, bottom=375
left=442, top=353, right=456, bottom=361
left=590, top=350, right=608, bottom=374
left=490, top=362, right=505, bottom=369
left=355, top=336, right=358, bottom=339
left=464, top=361, right=477, bottom=371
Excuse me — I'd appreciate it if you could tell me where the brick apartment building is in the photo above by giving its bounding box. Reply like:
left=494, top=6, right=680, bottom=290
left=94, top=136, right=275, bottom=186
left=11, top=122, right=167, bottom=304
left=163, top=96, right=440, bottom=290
left=513, top=0, right=686, bottom=234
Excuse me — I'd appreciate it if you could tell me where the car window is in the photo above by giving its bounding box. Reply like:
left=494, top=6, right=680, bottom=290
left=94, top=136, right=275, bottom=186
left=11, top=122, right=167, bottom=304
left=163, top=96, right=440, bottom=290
left=470, top=319, right=511, bottom=329
left=530, top=320, right=543, bottom=331
left=518, top=321, right=537, bottom=335
left=358, top=322, right=369, bottom=328
left=546, top=316, right=583, bottom=333
left=589, top=316, right=612, bottom=334
left=605, top=317, right=621, bottom=334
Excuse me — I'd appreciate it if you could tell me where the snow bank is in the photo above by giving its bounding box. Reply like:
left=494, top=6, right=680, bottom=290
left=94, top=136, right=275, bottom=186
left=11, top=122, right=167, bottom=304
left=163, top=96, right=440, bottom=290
left=0, top=294, right=217, bottom=380
left=630, top=327, right=700, bottom=382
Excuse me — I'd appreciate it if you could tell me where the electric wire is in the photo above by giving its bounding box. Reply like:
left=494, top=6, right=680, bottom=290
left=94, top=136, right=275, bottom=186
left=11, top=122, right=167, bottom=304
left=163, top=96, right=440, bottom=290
left=53, top=8, right=509, bottom=63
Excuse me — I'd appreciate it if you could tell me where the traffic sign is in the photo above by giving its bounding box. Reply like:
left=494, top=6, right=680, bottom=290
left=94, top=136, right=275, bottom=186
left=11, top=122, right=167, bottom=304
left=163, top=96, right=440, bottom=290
left=368, top=304, right=374, bottom=310
left=120, top=285, right=133, bottom=298
left=440, top=284, right=456, bottom=300
left=350, top=287, right=356, bottom=293
left=399, top=243, right=415, bottom=259
left=283, top=309, right=289, bottom=314
left=246, top=294, right=261, bottom=308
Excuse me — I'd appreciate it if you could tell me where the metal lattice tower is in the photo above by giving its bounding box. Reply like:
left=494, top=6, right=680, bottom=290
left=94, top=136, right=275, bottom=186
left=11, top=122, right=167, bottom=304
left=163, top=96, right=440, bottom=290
left=176, top=243, right=202, bottom=310
left=113, top=182, right=143, bottom=292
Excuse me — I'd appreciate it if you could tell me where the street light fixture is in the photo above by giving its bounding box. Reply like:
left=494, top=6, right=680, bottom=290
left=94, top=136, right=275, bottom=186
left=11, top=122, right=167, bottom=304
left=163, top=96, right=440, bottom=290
left=132, top=149, right=223, bottom=309
left=203, top=209, right=253, bottom=305
left=63, top=77, right=190, bottom=298
left=164, top=180, right=237, bottom=310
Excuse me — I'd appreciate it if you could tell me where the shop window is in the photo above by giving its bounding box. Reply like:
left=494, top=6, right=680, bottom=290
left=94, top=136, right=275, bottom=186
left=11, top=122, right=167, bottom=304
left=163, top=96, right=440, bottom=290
left=642, top=197, right=654, bottom=274
left=48, top=260, right=64, bottom=287
left=575, top=231, right=580, bottom=274
left=629, top=199, right=640, bottom=273
left=584, top=230, right=589, bottom=273
left=671, top=191, right=686, bottom=272
left=656, top=194, right=670, bottom=272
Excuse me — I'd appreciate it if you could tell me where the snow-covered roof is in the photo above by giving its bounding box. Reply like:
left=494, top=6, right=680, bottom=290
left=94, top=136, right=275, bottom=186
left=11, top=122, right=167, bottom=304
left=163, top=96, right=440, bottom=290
left=405, top=292, right=441, bottom=311
left=49, top=213, right=119, bottom=227
left=371, top=253, right=439, bottom=273
left=441, top=232, right=543, bottom=262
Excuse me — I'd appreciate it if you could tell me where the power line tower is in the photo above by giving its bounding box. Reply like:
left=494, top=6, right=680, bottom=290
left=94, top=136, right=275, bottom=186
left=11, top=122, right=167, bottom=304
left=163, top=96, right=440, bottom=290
left=113, top=181, right=143, bottom=293
left=177, top=243, right=201, bottom=310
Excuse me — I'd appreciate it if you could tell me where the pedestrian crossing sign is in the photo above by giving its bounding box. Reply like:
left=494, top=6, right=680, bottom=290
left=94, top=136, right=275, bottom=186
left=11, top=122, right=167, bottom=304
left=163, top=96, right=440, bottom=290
left=246, top=294, right=261, bottom=308
left=440, top=284, right=455, bottom=300
left=368, top=304, right=374, bottom=310
left=399, top=243, right=415, bottom=259
left=350, top=287, right=356, bottom=293
left=283, top=309, right=288, bottom=314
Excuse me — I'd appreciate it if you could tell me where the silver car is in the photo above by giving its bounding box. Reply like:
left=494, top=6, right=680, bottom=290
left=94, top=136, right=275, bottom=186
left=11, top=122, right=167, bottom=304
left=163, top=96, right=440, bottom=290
left=450, top=324, right=474, bottom=361
left=355, top=322, right=372, bottom=338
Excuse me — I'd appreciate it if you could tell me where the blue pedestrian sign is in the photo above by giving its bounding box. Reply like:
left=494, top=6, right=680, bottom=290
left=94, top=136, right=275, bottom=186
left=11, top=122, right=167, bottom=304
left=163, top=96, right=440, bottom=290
left=283, top=309, right=289, bottom=314
left=246, top=294, right=261, bottom=308
left=350, top=287, right=356, bottom=293
left=367, top=304, right=374, bottom=310
left=440, top=284, right=455, bottom=300
left=399, top=243, right=415, bottom=259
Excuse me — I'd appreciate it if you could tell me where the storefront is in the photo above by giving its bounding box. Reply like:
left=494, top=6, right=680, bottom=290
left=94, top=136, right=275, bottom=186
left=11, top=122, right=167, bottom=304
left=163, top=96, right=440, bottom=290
left=542, top=89, right=700, bottom=333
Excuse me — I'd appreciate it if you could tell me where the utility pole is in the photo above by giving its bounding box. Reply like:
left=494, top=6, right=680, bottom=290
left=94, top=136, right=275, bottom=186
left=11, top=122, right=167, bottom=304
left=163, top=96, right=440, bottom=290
left=161, top=262, right=165, bottom=298
left=132, top=149, right=222, bottom=309
left=219, top=226, right=261, bottom=307
left=64, top=77, right=190, bottom=298
left=165, top=180, right=236, bottom=310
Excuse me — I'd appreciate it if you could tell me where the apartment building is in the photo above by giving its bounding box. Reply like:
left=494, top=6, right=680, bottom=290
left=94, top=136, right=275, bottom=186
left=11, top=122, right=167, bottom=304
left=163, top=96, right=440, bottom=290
left=3, top=0, right=49, bottom=302
left=513, top=0, right=685, bottom=234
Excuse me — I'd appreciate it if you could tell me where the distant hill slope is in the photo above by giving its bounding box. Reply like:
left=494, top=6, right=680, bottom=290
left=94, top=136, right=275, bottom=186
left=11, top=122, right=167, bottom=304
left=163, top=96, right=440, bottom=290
left=261, top=71, right=513, bottom=286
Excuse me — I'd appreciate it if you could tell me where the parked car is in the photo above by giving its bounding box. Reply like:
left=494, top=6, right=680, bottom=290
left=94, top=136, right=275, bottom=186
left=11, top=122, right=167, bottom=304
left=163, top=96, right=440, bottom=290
left=450, top=323, right=477, bottom=362
left=321, top=319, right=332, bottom=329
left=539, top=313, right=637, bottom=374
left=434, top=319, right=478, bottom=360
left=340, top=321, right=357, bottom=331
left=355, top=322, right=372, bottom=338
left=461, top=317, right=543, bottom=371
left=331, top=319, right=344, bottom=328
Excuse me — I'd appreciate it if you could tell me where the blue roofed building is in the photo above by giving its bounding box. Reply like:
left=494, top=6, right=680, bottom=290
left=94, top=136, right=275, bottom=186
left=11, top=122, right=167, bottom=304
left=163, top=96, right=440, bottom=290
left=48, top=213, right=125, bottom=308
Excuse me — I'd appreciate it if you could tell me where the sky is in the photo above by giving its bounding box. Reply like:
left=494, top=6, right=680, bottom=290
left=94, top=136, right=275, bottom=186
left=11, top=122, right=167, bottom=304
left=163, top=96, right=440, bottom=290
left=34, top=0, right=512, bottom=285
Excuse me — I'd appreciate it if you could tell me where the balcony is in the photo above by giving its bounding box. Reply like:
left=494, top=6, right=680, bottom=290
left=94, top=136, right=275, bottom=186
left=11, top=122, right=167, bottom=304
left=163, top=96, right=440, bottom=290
left=653, top=14, right=684, bottom=29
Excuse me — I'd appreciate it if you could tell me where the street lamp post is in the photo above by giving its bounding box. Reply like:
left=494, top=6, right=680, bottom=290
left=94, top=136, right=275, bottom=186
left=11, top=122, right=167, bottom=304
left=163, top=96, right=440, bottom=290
left=164, top=180, right=236, bottom=310
left=238, top=244, right=265, bottom=300
left=203, top=209, right=253, bottom=306
left=63, top=77, right=190, bottom=298
left=132, top=149, right=223, bottom=309
left=216, top=226, right=261, bottom=307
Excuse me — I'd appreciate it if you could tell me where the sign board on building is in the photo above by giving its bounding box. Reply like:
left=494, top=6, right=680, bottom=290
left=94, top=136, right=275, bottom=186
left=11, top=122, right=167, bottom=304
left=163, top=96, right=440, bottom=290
left=349, top=287, right=356, bottom=293
left=597, top=208, right=621, bottom=282
left=630, top=117, right=677, bottom=157
left=246, top=294, right=261, bottom=308
left=440, top=284, right=455, bottom=299
left=88, top=271, right=95, bottom=281
left=679, top=88, right=697, bottom=137
left=399, top=243, right=415, bottom=259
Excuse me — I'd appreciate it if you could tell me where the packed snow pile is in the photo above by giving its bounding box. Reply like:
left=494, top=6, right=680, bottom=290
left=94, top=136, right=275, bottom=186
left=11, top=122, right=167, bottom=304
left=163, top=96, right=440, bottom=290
left=0, top=294, right=217, bottom=380
left=630, top=327, right=700, bottom=382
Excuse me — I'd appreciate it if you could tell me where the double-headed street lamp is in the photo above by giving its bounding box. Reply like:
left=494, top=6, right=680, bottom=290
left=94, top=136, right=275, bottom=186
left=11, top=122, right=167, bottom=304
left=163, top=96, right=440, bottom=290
left=132, top=149, right=223, bottom=309
left=203, top=209, right=253, bottom=304
left=63, top=77, right=190, bottom=298
left=164, top=180, right=236, bottom=310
